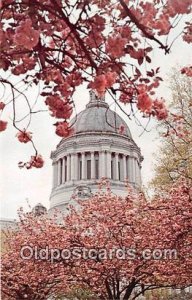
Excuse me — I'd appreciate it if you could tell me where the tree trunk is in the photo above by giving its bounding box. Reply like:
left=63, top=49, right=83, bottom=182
left=123, top=280, right=136, bottom=300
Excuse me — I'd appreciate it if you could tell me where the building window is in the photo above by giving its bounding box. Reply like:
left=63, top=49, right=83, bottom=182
left=111, top=153, right=115, bottom=180
left=87, top=159, right=91, bottom=180
left=119, top=154, right=123, bottom=181
left=79, top=160, right=82, bottom=180
left=118, top=161, right=121, bottom=180
left=95, top=152, right=99, bottom=179
left=95, top=159, right=99, bottom=179
left=79, top=161, right=82, bottom=180
left=126, top=156, right=129, bottom=179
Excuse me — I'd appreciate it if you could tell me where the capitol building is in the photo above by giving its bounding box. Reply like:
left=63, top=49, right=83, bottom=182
left=0, top=90, right=143, bottom=226
left=49, top=91, right=143, bottom=214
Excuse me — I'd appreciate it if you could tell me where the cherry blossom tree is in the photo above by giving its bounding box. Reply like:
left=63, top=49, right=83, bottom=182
left=1, top=212, right=69, bottom=300
left=2, top=179, right=191, bottom=299
left=0, top=0, right=191, bottom=167
left=63, top=180, right=191, bottom=299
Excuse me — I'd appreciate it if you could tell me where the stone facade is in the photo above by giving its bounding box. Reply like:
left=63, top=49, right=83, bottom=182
left=49, top=91, right=143, bottom=214
left=0, top=218, right=17, bottom=230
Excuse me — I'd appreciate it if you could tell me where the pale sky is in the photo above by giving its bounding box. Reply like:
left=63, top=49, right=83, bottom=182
left=0, top=29, right=191, bottom=219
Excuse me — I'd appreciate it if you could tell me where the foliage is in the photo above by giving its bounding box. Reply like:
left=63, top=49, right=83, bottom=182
left=0, top=0, right=192, bottom=167
left=159, top=291, right=192, bottom=300
left=63, top=286, right=99, bottom=300
left=144, top=288, right=192, bottom=300
left=1, top=212, right=69, bottom=300
left=151, top=70, right=192, bottom=192
left=1, top=179, right=192, bottom=299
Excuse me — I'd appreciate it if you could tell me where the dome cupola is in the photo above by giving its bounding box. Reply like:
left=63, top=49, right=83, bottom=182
left=49, top=90, right=143, bottom=214
left=70, top=91, right=132, bottom=137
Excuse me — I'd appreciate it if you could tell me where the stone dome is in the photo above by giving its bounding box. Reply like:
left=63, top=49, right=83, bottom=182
left=70, top=91, right=132, bottom=138
left=49, top=90, right=142, bottom=214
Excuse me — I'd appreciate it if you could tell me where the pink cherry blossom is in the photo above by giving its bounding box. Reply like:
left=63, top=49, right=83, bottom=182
left=106, top=35, right=126, bottom=58
left=181, top=66, right=192, bottom=77
left=105, top=71, right=117, bottom=88
left=2, top=177, right=192, bottom=298
left=18, top=154, right=44, bottom=169
left=29, top=154, right=44, bottom=169
left=137, top=86, right=153, bottom=113
left=183, top=22, right=192, bottom=43
left=45, top=95, right=72, bottom=119
left=152, top=98, right=168, bottom=120
left=153, top=15, right=171, bottom=35
left=89, top=74, right=107, bottom=96
left=0, top=0, right=191, bottom=167
left=0, top=102, right=5, bottom=110
left=16, top=130, right=32, bottom=143
left=0, top=120, right=7, bottom=132
left=167, top=0, right=191, bottom=16
left=90, top=72, right=117, bottom=96
left=55, top=121, right=73, bottom=137
left=14, top=18, right=40, bottom=50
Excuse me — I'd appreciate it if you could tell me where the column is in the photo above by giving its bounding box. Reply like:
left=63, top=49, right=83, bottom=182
left=52, top=163, right=54, bottom=187
left=52, top=163, right=57, bottom=187
left=71, top=154, right=75, bottom=181
left=135, top=158, right=137, bottom=185
left=115, top=153, right=119, bottom=180
left=123, top=155, right=127, bottom=180
left=57, top=159, right=61, bottom=185
left=82, top=152, right=86, bottom=180
left=135, top=160, right=139, bottom=186
left=55, top=162, right=58, bottom=186
left=128, top=156, right=132, bottom=183
left=91, top=152, right=95, bottom=179
left=99, top=151, right=105, bottom=178
left=106, top=152, right=111, bottom=179
left=67, top=154, right=71, bottom=181
left=132, top=157, right=136, bottom=184
left=74, top=154, right=78, bottom=180
left=139, top=163, right=142, bottom=186
left=136, top=160, right=142, bottom=187
left=62, top=157, right=65, bottom=183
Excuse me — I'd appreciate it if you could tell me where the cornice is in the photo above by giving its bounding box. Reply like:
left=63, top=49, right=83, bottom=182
left=51, top=132, right=142, bottom=160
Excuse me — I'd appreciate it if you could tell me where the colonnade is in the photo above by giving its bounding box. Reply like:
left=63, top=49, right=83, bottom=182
left=53, top=151, right=141, bottom=187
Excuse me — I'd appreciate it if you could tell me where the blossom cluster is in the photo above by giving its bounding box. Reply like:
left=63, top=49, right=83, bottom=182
left=16, top=130, right=32, bottom=143
left=89, top=72, right=117, bottom=96
left=0, top=0, right=191, bottom=168
left=45, top=95, right=72, bottom=119
left=14, top=19, right=40, bottom=50
left=54, top=121, right=73, bottom=138
left=18, top=154, right=44, bottom=169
